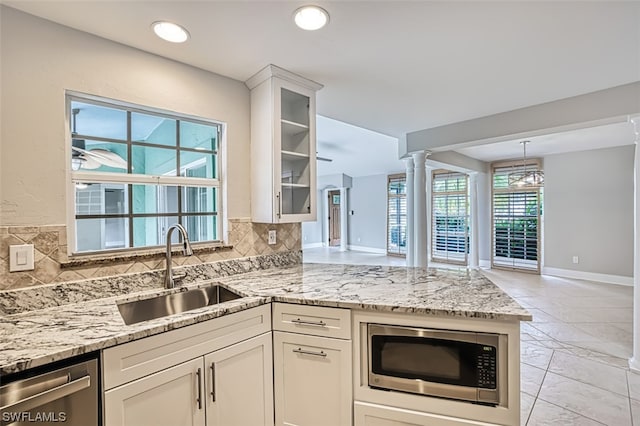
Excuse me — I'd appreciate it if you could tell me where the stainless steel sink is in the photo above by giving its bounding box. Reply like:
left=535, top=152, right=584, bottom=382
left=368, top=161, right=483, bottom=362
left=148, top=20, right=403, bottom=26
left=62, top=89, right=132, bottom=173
left=117, top=284, right=243, bottom=325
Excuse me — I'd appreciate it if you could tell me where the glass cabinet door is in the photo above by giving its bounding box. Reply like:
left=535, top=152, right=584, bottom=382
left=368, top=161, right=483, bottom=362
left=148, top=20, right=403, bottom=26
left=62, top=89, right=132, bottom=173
left=279, top=87, right=311, bottom=216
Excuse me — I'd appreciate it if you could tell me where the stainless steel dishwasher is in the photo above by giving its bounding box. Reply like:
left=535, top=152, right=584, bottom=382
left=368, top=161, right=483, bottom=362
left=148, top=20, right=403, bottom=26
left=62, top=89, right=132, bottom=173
left=0, top=355, right=99, bottom=426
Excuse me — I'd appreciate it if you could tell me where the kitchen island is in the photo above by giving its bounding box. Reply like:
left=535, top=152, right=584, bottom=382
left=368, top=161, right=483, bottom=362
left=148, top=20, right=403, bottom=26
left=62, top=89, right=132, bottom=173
left=0, top=261, right=530, bottom=425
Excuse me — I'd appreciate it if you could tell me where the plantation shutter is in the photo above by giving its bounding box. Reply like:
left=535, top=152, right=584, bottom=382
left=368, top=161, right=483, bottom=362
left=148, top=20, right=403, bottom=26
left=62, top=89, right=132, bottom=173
left=492, top=164, right=541, bottom=272
left=387, top=174, right=407, bottom=256
left=431, top=171, right=469, bottom=264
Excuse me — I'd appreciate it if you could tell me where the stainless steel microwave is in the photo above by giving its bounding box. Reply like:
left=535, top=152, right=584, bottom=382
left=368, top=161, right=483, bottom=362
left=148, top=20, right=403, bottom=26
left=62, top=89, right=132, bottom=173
left=367, top=324, right=507, bottom=406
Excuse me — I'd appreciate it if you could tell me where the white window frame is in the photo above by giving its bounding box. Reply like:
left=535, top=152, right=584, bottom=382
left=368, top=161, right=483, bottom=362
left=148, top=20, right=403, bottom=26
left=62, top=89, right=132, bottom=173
left=431, top=170, right=469, bottom=265
left=65, top=92, right=225, bottom=256
left=491, top=159, right=542, bottom=273
left=386, top=173, right=407, bottom=257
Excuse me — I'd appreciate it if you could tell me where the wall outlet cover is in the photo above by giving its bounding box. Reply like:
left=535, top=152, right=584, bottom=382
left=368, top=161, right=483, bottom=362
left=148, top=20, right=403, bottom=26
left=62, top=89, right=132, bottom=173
left=268, top=230, right=277, bottom=245
left=9, top=244, right=35, bottom=272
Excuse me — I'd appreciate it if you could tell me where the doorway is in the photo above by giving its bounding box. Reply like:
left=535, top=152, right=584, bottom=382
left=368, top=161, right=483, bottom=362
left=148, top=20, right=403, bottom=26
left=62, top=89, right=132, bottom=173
left=328, top=190, right=341, bottom=246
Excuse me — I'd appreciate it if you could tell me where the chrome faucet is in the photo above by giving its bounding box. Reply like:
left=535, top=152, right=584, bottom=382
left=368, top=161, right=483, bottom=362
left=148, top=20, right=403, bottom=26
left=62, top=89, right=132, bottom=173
left=164, top=224, right=194, bottom=289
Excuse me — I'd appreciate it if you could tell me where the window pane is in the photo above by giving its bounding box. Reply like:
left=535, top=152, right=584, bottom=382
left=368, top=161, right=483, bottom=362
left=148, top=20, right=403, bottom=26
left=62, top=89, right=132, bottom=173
left=132, top=185, right=179, bottom=214
left=71, top=101, right=127, bottom=140
left=180, top=121, right=218, bottom=151
left=132, top=112, right=176, bottom=147
left=180, top=151, right=216, bottom=179
left=182, top=187, right=216, bottom=213
left=75, top=183, right=128, bottom=215
left=184, top=215, right=217, bottom=242
left=132, top=145, right=177, bottom=176
left=133, top=216, right=179, bottom=247
left=76, top=217, right=128, bottom=252
left=72, top=140, right=128, bottom=174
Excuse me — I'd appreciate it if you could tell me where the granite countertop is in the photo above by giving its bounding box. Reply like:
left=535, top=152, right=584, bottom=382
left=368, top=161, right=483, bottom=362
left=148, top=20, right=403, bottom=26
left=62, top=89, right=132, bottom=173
left=0, top=263, right=531, bottom=376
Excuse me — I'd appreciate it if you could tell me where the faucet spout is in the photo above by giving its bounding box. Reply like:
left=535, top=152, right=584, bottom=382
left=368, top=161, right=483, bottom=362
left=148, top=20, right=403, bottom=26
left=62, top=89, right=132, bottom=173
left=164, top=224, right=193, bottom=289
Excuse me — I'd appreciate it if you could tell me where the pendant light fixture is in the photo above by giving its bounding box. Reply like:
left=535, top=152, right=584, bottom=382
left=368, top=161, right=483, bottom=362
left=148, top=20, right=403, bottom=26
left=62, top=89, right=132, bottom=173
left=508, top=140, right=544, bottom=188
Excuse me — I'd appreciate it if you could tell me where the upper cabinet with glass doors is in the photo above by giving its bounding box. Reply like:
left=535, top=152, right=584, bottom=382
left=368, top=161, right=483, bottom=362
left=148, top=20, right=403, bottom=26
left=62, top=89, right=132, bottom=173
left=246, top=65, right=323, bottom=223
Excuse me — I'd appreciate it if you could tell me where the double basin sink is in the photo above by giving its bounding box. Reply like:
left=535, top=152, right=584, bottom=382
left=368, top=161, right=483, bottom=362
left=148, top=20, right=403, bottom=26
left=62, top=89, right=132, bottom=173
left=117, top=284, right=244, bottom=325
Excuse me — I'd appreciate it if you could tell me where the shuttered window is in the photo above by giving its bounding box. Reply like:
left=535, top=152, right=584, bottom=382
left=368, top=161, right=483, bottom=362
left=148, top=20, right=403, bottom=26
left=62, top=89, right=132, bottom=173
left=492, top=163, right=541, bottom=272
left=387, top=174, right=407, bottom=256
left=432, top=171, right=469, bottom=264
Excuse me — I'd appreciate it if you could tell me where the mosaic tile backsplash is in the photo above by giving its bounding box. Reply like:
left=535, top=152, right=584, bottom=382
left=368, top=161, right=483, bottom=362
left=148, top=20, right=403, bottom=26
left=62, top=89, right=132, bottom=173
left=0, top=219, right=301, bottom=290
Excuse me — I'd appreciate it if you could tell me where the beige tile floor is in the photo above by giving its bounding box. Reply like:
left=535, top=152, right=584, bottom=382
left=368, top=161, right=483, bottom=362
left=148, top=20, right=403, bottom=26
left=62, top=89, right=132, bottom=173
left=303, top=248, right=636, bottom=425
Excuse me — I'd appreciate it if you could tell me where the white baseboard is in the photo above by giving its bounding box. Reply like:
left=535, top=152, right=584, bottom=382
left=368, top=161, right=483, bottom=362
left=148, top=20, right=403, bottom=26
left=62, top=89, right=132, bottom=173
left=479, top=259, right=491, bottom=268
left=542, top=266, right=633, bottom=286
left=347, top=245, right=387, bottom=254
left=302, top=242, right=324, bottom=249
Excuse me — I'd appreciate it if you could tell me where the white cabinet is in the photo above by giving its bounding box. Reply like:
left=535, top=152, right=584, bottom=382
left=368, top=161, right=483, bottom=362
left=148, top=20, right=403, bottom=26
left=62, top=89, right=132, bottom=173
left=272, top=303, right=352, bottom=426
left=103, top=306, right=273, bottom=426
left=205, top=333, right=274, bottom=426
left=354, top=402, right=499, bottom=426
left=104, top=358, right=205, bottom=426
left=246, top=64, right=323, bottom=223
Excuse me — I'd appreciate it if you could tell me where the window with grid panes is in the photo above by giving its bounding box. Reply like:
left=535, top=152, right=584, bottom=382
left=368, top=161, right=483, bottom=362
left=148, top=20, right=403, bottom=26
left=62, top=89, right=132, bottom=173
left=68, top=94, right=222, bottom=253
left=387, top=174, right=407, bottom=256
left=431, top=171, right=469, bottom=264
left=492, top=163, right=541, bottom=272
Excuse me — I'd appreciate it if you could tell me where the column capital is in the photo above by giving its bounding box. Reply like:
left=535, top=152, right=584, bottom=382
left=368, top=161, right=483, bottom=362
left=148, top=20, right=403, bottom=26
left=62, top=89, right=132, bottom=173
left=630, top=115, right=640, bottom=144
left=403, top=157, right=414, bottom=172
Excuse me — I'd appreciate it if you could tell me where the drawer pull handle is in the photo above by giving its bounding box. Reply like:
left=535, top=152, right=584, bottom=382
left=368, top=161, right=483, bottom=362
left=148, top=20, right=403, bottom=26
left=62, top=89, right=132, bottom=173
left=196, top=368, right=203, bottom=410
left=291, top=318, right=327, bottom=327
left=293, top=348, right=327, bottom=357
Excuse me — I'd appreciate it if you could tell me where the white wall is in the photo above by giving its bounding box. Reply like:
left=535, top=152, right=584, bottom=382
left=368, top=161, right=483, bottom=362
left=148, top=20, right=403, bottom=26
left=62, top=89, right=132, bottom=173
left=543, top=145, right=634, bottom=277
left=0, top=6, right=251, bottom=226
left=302, top=174, right=354, bottom=247
left=348, top=174, right=388, bottom=251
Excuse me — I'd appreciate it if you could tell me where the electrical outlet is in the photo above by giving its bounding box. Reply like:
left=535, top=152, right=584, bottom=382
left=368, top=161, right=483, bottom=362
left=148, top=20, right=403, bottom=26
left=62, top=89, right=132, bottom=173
left=572, top=256, right=579, bottom=264
left=268, top=230, right=277, bottom=245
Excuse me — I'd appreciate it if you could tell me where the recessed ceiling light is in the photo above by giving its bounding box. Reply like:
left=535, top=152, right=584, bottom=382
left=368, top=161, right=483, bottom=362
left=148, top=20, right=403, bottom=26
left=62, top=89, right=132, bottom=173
left=152, top=21, right=190, bottom=43
left=293, top=5, right=329, bottom=31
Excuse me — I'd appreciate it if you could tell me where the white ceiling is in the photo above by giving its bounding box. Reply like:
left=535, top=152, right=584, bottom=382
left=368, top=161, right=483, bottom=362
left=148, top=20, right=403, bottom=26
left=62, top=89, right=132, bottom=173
left=317, top=115, right=403, bottom=177
left=455, top=121, right=637, bottom=163
left=3, top=1, right=639, bottom=176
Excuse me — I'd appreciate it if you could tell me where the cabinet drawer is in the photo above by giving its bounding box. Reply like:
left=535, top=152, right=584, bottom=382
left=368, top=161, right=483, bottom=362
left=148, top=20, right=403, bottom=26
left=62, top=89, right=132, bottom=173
left=103, top=304, right=271, bottom=390
left=354, top=402, right=500, bottom=426
left=272, top=302, right=351, bottom=339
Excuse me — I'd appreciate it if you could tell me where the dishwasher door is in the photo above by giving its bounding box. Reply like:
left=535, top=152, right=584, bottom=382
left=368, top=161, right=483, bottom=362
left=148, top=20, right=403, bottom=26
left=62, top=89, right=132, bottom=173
left=0, top=357, right=98, bottom=426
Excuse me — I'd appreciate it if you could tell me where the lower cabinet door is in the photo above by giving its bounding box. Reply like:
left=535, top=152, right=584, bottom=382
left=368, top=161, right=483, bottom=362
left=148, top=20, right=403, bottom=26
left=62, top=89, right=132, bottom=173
left=104, top=357, right=206, bottom=426
left=274, top=331, right=352, bottom=426
left=204, top=332, right=274, bottom=426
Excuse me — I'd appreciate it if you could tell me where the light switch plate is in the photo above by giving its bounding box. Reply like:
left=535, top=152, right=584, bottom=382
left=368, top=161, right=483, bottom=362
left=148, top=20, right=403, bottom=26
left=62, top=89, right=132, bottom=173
left=268, top=230, right=277, bottom=245
left=9, top=244, right=35, bottom=272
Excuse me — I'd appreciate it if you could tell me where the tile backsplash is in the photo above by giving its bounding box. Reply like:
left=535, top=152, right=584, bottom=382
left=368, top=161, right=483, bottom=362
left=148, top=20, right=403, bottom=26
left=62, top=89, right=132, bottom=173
left=0, top=219, right=301, bottom=291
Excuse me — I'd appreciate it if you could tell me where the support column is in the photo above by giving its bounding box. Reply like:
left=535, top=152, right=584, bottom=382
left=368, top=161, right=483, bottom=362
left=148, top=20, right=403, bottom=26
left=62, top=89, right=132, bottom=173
left=413, top=151, right=428, bottom=267
left=339, top=187, right=348, bottom=252
left=404, top=157, right=415, bottom=267
left=630, top=116, right=640, bottom=372
left=469, top=172, right=480, bottom=269
left=425, top=164, right=433, bottom=264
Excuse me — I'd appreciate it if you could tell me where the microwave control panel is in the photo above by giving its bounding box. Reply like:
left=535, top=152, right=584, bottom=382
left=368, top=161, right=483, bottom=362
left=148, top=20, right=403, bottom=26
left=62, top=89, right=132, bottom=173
left=476, top=346, right=497, bottom=389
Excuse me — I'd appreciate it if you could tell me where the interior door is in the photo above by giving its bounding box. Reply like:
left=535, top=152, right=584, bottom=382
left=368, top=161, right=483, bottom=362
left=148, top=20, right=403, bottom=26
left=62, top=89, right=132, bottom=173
left=328, top=191, right=341, bottom=246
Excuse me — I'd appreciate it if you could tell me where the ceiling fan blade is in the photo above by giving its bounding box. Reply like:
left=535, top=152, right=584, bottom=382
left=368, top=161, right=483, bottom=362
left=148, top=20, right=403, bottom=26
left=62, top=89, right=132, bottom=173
left=71, top=146, right=127, bottom=169
left=80, top=155, right=101, bottom=169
